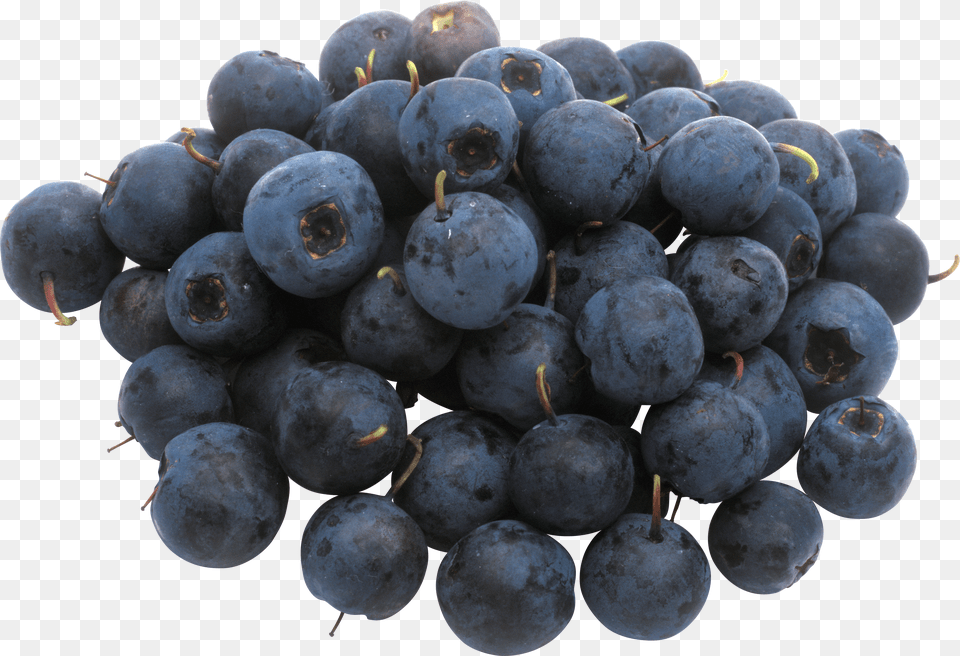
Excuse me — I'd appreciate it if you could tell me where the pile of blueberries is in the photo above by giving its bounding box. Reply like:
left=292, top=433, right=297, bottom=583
left=1, top=2, right=949, bottom=653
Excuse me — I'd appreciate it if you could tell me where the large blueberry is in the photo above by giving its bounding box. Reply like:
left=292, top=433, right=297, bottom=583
left=150, top=422, right=289, bottom=568
left=398, top=77, right=520, bottom=197
left=436, top=520, right=576, bottom=655
left=575, top=275, right=704, bottom=407
left=762, top=278, right=898, bottom=413
left=403, top=191, right=537, bottom=330
left=797, top=395, right=917, bottom=519
left=1, top=181, right=124, bottom=317
left=243, top=151, right=385, bottom=299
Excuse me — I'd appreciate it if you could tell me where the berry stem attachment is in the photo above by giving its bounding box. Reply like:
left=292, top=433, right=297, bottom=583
left=544, top=250, right=557, bottom=312
left=107, top=435, right=135, bottom=453
left=649, top=211, right=676, bottom=235
left=356, top=424, right=388, bottom=447
left=180, top=127, right=221, bottom=172
left=650, top=474, right=664, bottom=543
left=83, top=172, right=116, bottom=187
left=536, top=363, right=560, bottom=427
left=929, top=254, right=959, bottom=284
left=574, top=221, right=604, bottom=256
left=366, top=48, right=376, bottom=83
left=330, top=611, right=345, bottom=637
left=705, top=69, right=729, bottom=86
left=434, top=170, right=451, bottom=221
left=377, top=266, right=405, bottom=295
left=644, top=135, right=667, bottom=152
left=670, top=493, right=681, bottom=522
left=41, top=272, right=76, bottom=326
left=769, top=143, right=819, bottom=184
left=354, top=67, right=368, bottom=87
left=722, top=351, right=744, bottom=388
left=603, top=92, right=628, bottom=107
left=406, top=61, right=420, bottom=101
left=141, top=485, right=158, bottom=511
left=388, top=435, right=424, bottom=498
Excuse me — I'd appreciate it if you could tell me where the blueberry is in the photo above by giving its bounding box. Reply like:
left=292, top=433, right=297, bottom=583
left=150, top=422, right=289, bottom=568
left=300, top=493, right=428, bottom=620
left=436, top=519, right=576, bottom=655
left=708, top=480, right=824, bottom=594
left=537, top=37, right=635, bottom=111
left=762, top=278, right=898, bottom=413
left=243, top=151, right=385, bottom=299
left=99, top=267, right=186, bottom=362
left=117, top=344, right=234, bottom=460
left=406, top=2, right=500, bottom=86
left=797, top=395, right=917, bottom=519
left=207, top=50, right=325, bottom=143
left=1, top=181, right=124, bottom=320
left=706, top=80, right=798, bottom=129
left=616, top=41, right=705, bottom=99
left=835, top=128, right=909, bottom=217
left=580, top=513, right=711, bottom=640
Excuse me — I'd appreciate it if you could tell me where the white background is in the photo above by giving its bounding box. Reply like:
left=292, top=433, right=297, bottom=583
left=1, top=1, right=958, bottom=654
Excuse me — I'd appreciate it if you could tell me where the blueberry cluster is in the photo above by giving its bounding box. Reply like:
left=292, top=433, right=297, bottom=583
left=1, top=2, right=951, bottom=652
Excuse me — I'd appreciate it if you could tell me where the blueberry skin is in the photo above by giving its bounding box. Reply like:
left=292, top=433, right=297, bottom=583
left=390, top=411, right=520, bottom=551
left=575, top=275, right=704, bottom=407
left=324, top=80, right=431, bottom=217
left=1, top=181, right=124, bottom=313
left=625, top=87, right=721, bottom=141
left=403, top=192, right=537, bottom=330
left=436, top=520, right=576, bottom=656
left=406, top=1, right=500, bottom=86
left=580, top=514, right=711, bottom=640
left=274, top=361, right=407, bottom=495
left=735, top=186, right=821, bottom=293
left=669, top=235, right=788, bottom=354
left=165, top=231, right=288, bottom=358
left=151, top=422, right=289, bottom=568
left=508, top=414, right=634, bottom=536
left=318, top=10, right=413, bottom=102
left=522, top=99, right=650, bottom=228
left=211, top=129, right=315, bottom=232
left=456, top=304, right=586, bottom=430
left=835, top=129, right=909, bottom=218
left=616, top=41, right=705, bottom=99
left=99, top=267, right=186, bottom=362
left=243, top=151, right=385, bottom=299
left=659, top=116, right=780, bottom=235
left=300, top=493, right=428, bottom=620
left=552, top=220, right=669, bottom=325
left=706, top=80, right=798, bottom=129
left=641, top=380, right=771, bottom=504
left=708, top=481, right=823, bottom=594
left=99, top=142, right=218, bottom=270
left=340, top=265, right=463, bottom=382
left=398, top=77, right=520, bottom=198
left=207, top=50, right=325, bottom=143
left=456, top=46, right=578, bottom=152
left=537, top=37, right=635, bottom=111
left=759, top=119, right=858, bottom=241
left=818, top=212, right=928, bottom=325
left=230, top=328, right=344, bottom=440
left=118, top=344, right=234, bottom=460
left=698, top=345, right=807, bottom=480
left=762, top=278, right=898, bottom=413
left=798, top=396, right=917, bottom=519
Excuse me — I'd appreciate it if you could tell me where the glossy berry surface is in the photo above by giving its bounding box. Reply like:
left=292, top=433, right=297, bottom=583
left=708, top=480, right=824, bottom=594
left=797, top=395, right=917, bottom=519
left=300, top=493, right=428, bottom=620
left=436, top=519, right=576, bottom=655
left=580, top=513, right=711, bottom=640
left=151, top=422, right=289, bottom=568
